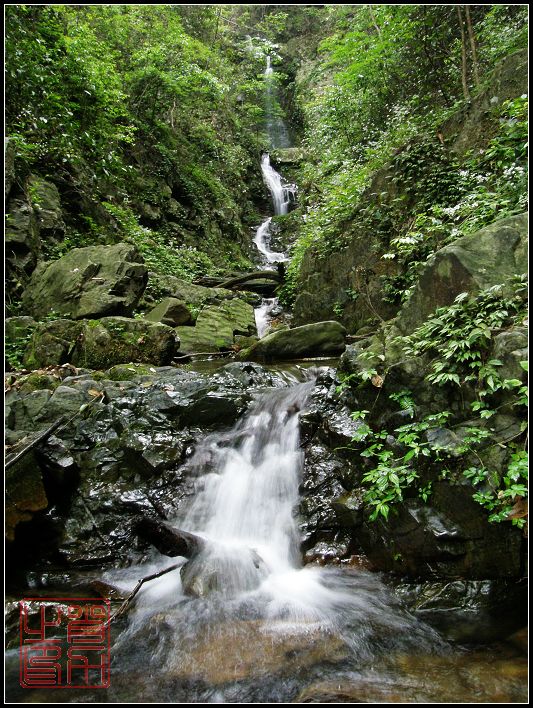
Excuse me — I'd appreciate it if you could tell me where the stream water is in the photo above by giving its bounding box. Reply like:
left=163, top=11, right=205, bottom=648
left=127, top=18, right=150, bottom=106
left=6, top=366, right=527, bottom=703
left=253, top=56, right=294, bottom=337
left=5, top=55, right=527, bottom=705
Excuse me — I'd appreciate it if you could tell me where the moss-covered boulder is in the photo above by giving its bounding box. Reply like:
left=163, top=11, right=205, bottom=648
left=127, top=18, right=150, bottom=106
left=176, top=299, right=256, bottom=354
left=242, top=321, right=346, bottom=363
left=79, top=317, right=178, bottom=369
left=145, top=297, right=193, bottom=326
left=5, top=198, right=41, bottom=275
left=27, top=175, right=65, bottom=242
left=21, top=242, right=148, bottom=320
left=6, top=453, right=48, bottom=541
left=395, top=213, right=528, bottom=335
left=23, top=319, right=84, bottom=370
left=24, top=317, right=178, bottom=369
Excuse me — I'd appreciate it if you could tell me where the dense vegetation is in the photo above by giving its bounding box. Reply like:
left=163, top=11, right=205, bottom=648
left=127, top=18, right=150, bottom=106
left=5, top=5, right=528, bottom=533
left=277, top=5, right=528, bottom=304
left=5, top=5, right=283, bottom=300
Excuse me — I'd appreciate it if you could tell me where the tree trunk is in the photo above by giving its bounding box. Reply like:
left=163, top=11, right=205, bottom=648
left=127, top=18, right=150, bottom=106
left=457, top=6, right=470, bottom=100
left=464, top=6, right=480, bottom=88
left=134, top=517, right=205, bottom=558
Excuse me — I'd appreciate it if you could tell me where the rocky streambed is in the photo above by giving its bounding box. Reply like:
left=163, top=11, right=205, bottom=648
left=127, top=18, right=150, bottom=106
left=5, top=357, right=528, bottom=703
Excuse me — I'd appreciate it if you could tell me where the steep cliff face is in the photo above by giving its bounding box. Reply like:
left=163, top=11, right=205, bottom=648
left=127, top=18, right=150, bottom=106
left=289, top=50, right=528, bottom=333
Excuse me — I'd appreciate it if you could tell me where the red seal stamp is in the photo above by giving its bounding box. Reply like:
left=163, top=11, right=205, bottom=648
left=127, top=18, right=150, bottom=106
left=19, top=598, right=110, bottom=689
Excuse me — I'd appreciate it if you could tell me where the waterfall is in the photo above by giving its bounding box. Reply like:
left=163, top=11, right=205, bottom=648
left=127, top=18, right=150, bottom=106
left=263, top=54, right=291, bottom=150
left=253, top=216, right=286, bottom=263
left=178, top=379, right=315, bottom=597
left=103, top=372, right=447, bottom=703
left=260, top=153, right=294, bottom=217
left=255, top=297, right=278, bottom=338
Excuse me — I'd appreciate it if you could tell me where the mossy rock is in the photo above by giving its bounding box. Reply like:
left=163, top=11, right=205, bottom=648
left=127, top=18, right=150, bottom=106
left=241, top=321, right=346, bottom=363
left=24, top=317, right=179, bottom=369
left=104, top=363, right=156, bottom=381
left=21, top=242, right=148, bottom=320
left=395, top=213, right=528, bottom=335
left=76, top=317, right=178, bottom=369
left=144, top=297, right=193, bottom=326
left=176, top=299, right=256, bottom=354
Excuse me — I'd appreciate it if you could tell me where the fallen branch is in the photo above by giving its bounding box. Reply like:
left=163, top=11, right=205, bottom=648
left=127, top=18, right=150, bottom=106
left=134, top=517, right=206, bottom=558
left=217, top=270, right=282, bottom=289
left=106, top=563, right=181, bottom=625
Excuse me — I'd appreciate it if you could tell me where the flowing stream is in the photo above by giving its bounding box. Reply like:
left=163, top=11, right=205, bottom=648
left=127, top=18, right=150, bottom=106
left=5, top=54, right=527, bottom=706
left=99, top=370, right=457, bottom=702
left=253, top=56, right=294, bottom=337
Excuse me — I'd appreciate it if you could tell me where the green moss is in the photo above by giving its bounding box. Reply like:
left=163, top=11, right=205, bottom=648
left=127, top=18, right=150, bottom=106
left=104, top=363, right=154, bottom=381
left=18, top=373, right=62, bottom=393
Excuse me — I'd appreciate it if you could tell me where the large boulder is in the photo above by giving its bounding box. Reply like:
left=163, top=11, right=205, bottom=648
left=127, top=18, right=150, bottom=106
left=242, top=321, right=346, bottom=362
left=22, top=242, right=148, bottom=320
left=27, top=175, right=65, bottom=242
left=23, top=317, right=178, bottom=369
left=176, top=299, right=256, bottom=354
left=395, top=213, right=528, bottom=334
left=144, top=297, right=193, bottom=326
left=356, top=485, right=523, bottom=580
left=5, top=198, right=41, bottom=274
left=293, top=245, right=398, bottom=332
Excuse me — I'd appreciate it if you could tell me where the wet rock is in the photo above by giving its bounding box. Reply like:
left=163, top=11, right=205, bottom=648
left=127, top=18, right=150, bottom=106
left=6, top=452, right=48, bottom=541
left=242, top=321, right=346, bottom=363
left=181, top=547, right=268, bottom=597
left=295, top=649, right=528, bottom=703
left=168, top=621, right=349, bottom=684
left=356, top=484, right=523, bottom=579
left=392, top=578, right=528, bottom=642
left=331, top=491, right=364, bottom=529
left=5, top=389, right=53, bottom=433
left=145, top=297, right=193, bottom=326
left=299, top=444, right=350, bottom=548
left=22, top=242, right=148, bottom=320
left=303, top=534, right=351, bottom=565
left=34, top=435, right=78, bottom=486
left=395, top=213, right=528, bottom=335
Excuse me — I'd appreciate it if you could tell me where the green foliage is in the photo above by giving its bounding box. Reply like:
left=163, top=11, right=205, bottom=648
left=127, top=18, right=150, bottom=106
left=281, top=7, right=527, bottom=307
left=5, top=331, right=33, bottom=371
left=463, top=448, right=528, bottom=529
left=400, top=278, right=527, bottom=396
left=5, top=5, right=266, bottom=278
left=102, top=203, right=216, bottom=284
left=345, top=279, right=527, bottom=524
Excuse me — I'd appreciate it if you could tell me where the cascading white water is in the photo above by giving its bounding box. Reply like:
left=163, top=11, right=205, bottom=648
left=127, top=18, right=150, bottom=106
left=103, top=372, right=447, bottom=703
left=260, top=153, right=293, bottom=217
left=253, top=216, right=287, bottom=264
left=178, top=380, right=314, bottom=597
left=255, top=297, right=278, bottom=338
